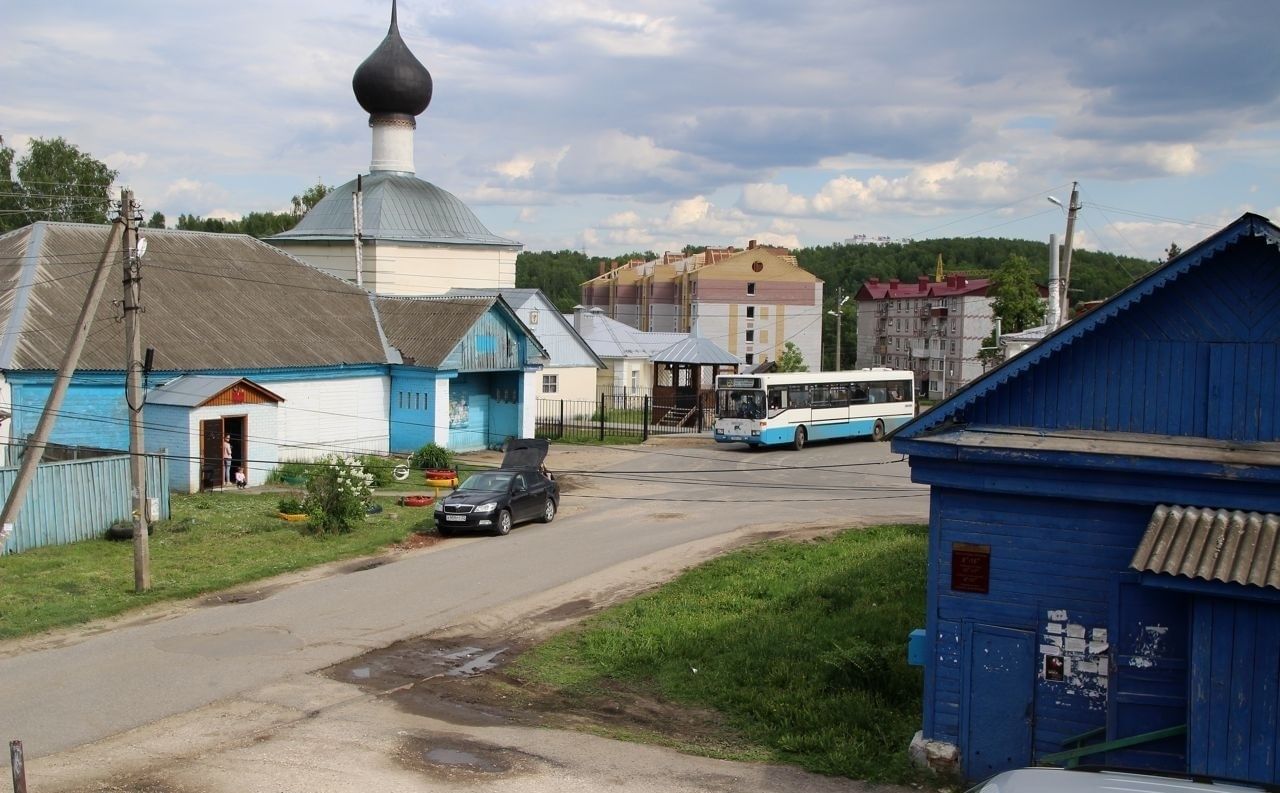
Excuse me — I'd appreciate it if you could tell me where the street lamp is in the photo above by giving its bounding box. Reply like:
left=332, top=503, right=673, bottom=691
left=1047, top=183, right=1080, bottom=327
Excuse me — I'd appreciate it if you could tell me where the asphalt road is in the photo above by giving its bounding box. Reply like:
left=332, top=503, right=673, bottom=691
left=0, top=435, right=928, bottom=791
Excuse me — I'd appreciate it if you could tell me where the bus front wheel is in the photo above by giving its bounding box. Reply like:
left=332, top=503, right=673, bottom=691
left=793, top=426, right=807, bottom=451
left=872, top=419, right=886, bottom=442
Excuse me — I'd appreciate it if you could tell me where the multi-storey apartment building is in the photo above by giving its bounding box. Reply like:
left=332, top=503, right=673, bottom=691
left=853, top=274, right=996, bottom=400
left=580, top=242, right=824, bottom=370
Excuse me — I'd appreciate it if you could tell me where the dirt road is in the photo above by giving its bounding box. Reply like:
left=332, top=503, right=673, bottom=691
left=10, top=437, right=926, bottom=793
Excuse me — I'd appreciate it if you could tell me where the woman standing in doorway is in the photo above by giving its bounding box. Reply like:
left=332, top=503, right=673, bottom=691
left=222, top=434, right=232, bottom=484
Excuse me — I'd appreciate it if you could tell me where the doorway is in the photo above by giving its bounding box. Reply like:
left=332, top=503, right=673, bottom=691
left=963, top=624, right=1036, bottom=778
left=200, top=415, right=247, bottom=489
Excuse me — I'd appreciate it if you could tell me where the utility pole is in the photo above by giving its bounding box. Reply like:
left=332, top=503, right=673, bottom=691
left=0, top=216, right=124, bottom=554
left=834, top=286, right=842, bottom=371
left=121, top=189, right=150, bottom=592
left=1058, top=182, right=1080, bottom=327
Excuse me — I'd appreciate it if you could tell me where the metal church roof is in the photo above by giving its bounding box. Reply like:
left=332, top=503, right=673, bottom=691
left=0, top=222, right=391, bottom=372
left=268, top=171, right=520, bottom=248
left=1132, top=504, right=1280, bottom=589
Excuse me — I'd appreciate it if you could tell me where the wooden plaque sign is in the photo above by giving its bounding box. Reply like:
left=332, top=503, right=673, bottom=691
left=951, top=542, right=991, bottom=594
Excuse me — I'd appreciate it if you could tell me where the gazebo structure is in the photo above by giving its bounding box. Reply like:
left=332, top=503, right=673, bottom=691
left=650, top=336, right=740, bottom=427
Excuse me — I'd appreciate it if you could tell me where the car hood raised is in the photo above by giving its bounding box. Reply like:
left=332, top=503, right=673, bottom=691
left=501, top=438, right=549, bottom=469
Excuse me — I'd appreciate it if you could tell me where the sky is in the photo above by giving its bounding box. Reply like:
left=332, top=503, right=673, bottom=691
left=3, top=1, right=1278, bottom=260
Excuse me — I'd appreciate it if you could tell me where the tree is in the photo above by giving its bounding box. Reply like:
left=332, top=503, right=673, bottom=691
left=990, top=254, right=1044, bottom=333
left=146, top=211, right=166, bottom=229
left=292, top=181, right=332, bottom=217
left=1163, top=242, right=1182, bottom=262
left=776, top=341, right=808, bottom=372
left=1, top=137, right=117, bottom=231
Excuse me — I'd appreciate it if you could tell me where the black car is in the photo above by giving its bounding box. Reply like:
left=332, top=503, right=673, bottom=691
left=434, top=440, right=559, bottom=536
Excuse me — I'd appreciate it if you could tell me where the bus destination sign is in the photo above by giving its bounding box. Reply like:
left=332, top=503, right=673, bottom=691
left=721, top=377, right=759, bottom=389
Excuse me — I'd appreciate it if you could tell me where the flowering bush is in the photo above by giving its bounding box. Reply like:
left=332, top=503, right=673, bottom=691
left=302, top=455, right=374, bottom=534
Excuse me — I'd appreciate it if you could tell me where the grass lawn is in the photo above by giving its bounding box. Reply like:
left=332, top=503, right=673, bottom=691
left=0, top=490, right=436, bottom=640
left=505, top=524, right=929, bottom=783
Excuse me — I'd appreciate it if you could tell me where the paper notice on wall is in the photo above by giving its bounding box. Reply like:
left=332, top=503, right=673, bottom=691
left=1091, top=628, right=1108, bottom=642
left=1088, top=641, right=1109, bottom=655
left=1076, top=661, right=1098, bottom=674
left=1065, top=637, right=1087, bottom=653
left=1045, top=622, right=1065, bottom=635
left=1047, top=609, right=1068, bottom=622
left=1040, top=644, right=1062, bottom=657
left=1066, top=624, right=1086, bottom=639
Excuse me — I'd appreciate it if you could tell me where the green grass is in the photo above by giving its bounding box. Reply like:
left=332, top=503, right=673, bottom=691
left=0, top=491, right=436, bottom=640
left=508, top=524, right=929, bottom=783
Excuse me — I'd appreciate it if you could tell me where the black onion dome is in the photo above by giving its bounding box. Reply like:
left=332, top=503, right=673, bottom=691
left=352, top=1, right=433, bottom=118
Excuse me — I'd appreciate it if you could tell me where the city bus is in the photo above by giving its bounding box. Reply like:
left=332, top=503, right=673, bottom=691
left=713, top=369, right=915, bottom=449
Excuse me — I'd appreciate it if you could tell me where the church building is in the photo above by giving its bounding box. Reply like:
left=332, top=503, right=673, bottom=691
left=269, top=2, right=522, bottom=295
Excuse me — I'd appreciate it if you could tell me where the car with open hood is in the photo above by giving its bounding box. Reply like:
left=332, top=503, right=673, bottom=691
left=433, top=439, right=558, bottom=536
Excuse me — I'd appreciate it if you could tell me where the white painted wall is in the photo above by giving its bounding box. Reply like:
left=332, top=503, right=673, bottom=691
left=431, top=378, right=451, bottom=446
left=521, top=370, right=538, bottom=438
left=146, top=402, right=281, bottom=493
left=276, top=240, right=517, bottom=296
left=537, top=365, right=597, bottom=402
left=270, top=375, right=389, bottom=463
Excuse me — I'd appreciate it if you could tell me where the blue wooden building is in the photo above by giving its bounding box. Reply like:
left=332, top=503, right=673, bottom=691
left=891, top=213, right=1280, bottom=783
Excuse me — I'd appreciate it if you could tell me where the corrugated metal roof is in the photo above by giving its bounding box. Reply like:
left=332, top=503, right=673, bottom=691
left=1131, top=504, right=1280, bottom=589
left=652, top=335, right=740, bottom=365
left=568, top=308, right=692, bottom=359
left=268, top=172, right=520, bottom=247
left=375, top=296, right=493, bottom=367
left=0, top=222, right=391, bottom=371
left=145, top=375, right=283, bottom=407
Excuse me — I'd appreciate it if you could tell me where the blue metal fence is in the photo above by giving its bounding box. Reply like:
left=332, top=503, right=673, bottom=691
left=0, top=454, right=170, bottom=554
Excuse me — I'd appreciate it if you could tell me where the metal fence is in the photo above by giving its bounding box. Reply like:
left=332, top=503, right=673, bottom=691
left=0, top=453, right=170, bottom=554
left=536, top=394, right=712, bottom=442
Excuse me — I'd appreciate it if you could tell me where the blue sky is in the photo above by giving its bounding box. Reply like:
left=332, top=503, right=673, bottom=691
left=3, top=0, right=1277, bottom=259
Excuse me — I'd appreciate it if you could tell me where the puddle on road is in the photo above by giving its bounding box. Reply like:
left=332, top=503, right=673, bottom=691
left=396, top=734, right=549, bottom=779
left=324, top=636, right=518, bottom=725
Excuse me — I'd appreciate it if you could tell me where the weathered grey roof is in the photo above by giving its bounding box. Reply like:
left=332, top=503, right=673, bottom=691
left=376, top=296, right=490, bottom=367
left=267, top=172, right=520, bottom=247
left=145, top=375, right=283, bottom=407
left=1131, top=504, right=1280, bottom=589
left=0, top=222, right=390, bottom=371
left=567, top=308, right=690, bottom=360
left=652, top=335, right=739, bottom=365
left=448, top=288, right=605, bottom=368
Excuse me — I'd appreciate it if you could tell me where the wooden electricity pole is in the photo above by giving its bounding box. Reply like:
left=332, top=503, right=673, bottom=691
left=120, top=189, right=151, bottom=591
left=1058, top=182, right=1080, bottom=327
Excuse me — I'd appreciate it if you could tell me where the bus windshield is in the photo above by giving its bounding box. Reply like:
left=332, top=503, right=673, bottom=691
left=718, top=388, right=765, bottom=420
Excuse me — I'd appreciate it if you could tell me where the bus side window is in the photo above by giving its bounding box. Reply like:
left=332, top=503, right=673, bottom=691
left=769, top=388, right=786, bottom=410
left=851, top=387, right=868, bottom=404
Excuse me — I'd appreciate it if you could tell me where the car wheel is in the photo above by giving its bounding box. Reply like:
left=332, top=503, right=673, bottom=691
left=493, top=509, right=512, bottom=536
left=540, top=498, right=556, bottom=523
left=793, top=425, right=807, bottom=451
left=872, top=419, right=886, bottom=442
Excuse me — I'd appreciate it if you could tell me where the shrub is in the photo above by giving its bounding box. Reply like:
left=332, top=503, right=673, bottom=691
left=277, top=497, right=304, bottom=514
left=410, top=443, right=454, bottom=471
left=267, top=459, right=319, bottom=485
left=301, top=455, right=374, bottom=534
left=358, top=454, right=397, bottom=487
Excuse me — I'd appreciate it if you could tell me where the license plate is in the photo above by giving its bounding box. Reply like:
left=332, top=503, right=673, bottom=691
left=445, top=515, right=466, bottom=522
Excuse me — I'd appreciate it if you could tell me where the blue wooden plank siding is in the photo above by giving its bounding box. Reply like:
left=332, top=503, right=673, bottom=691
left=448, top=373, right=491, bottom=451
left=925, top=487, right=1152, bottom=764
left=960, top=242, right=1279, bottom=443
left=389, top=371, right=439, bottom=453
left=1189, top=598, right=1280, bottom=784
left=0, top=454, right=169, bottom=553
